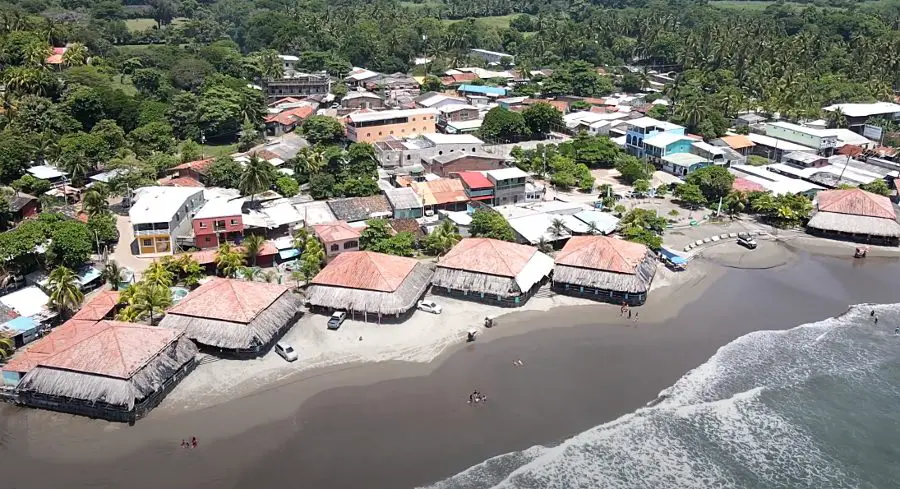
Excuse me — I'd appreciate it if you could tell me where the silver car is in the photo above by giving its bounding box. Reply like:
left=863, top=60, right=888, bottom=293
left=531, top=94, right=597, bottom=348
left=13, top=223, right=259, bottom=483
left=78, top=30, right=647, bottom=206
left=274, top=342, right=298, bottom=362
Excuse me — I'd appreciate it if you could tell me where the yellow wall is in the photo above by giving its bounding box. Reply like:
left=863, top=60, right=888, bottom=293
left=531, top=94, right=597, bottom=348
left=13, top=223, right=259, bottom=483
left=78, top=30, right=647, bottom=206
left=349, top=118, right=437, bottom=143
left=137, top=234, right=172, bottom=255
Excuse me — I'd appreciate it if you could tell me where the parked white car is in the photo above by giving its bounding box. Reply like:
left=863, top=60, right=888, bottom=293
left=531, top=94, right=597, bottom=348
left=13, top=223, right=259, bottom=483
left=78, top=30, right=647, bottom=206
left=274, top=341, right=298, bottom=362
left=328, top=311, right=347, bottom=330
left=417, top=300, right=443, bottom=314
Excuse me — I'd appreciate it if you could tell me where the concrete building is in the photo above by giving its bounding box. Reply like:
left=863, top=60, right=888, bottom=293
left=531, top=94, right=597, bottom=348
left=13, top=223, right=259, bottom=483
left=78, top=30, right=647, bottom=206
left=823, top=102, right=900, bottom=129
left=341, top=91, right=385, bottom=110
left=374, top=133, right=485, bottom=168
left=278, top=54, right=299, bottom=75
left=661, top=153, right=713, bottom=177
left=765, top=121, right=838, bottom=156
left=130, top=187, right=205, bottom=255
left=265, top=73, right=331, bottom=102
left=437, top=104, right=480, bottom=124
left=192, top=197, right=245, bottom=249
left=346, top=108, right=438, bottom=143
left=642, top=133, right=695, bottom=166
left=313, top=221, right=362, bottom=258
left=486, top=167, right=528, bottom=205
left=384, top=187, right=424, bottom=219
left=470, top=49, right=514, bottom=65
left=424, top=150, right=506, bottom=177
left=624, top=117, right=685, bottom=158
left=456, top=171, right=494, bottom=205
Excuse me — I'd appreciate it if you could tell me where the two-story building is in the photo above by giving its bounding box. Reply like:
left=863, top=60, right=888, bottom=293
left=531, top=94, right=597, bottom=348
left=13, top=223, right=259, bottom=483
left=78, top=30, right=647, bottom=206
left=341, top=91, right=385, bottom=111
left=192, top=197, right=245, bottom=249
left=765, top=121, right=838, bottom=156
left=486, top=167, right=528, bottom=205
left=265, top=73, right=331, bottom=102
left=437, top=104, right=480, bottom=124
left=346, top=108, right=438, bottom=143
left=375, top=133, right=485, bottom=168
left=641, top=133, right=695, bottom=166
left=661, top=153, right=712, bottom=177
left=313, top=221, right=362, bottom=258
left=470, top=48, right=514, bottom=65
left=130, top=187, right=206, bottom=255
left=690, top=141, right=727, bottom=166
left=624, top=117, right=685, bottom=158
left=456, top=171, right=494, bottom=205
left=384, top=187, right=424, bottom=219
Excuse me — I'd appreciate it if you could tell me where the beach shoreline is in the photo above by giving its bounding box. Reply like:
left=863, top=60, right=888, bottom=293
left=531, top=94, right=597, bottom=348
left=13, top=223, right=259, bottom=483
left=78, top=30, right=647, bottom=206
left=3, top=239, right=900, bottom=489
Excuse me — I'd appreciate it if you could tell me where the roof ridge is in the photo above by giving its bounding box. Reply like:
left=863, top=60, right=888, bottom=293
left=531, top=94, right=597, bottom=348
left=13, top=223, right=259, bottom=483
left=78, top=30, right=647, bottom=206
left=363, top=251, right=394, bottom=290
left=110, top=326, right=128, bottom=377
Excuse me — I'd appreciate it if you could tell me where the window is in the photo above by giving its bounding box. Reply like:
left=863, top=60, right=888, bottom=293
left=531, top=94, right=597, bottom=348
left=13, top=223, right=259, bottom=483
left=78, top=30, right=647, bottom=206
left=330, top=244, right=339, bottom=252
left=412, top=117, right=416, bottom=121
left=231, top=219, right=238, bottom=225
left=379, top=132, right=382, bottom=136
left=390, top=131, right=394, bottom=135
left=142, top=239, right=152, bottom=247
left=401, top=129, right=405, bottom=133
left=344, top=240, right=358, bottom=249
left=205, top=236, right=211, bottom=242
left=199, top=222, right=207, bottom=228
left=366, top=133, right=371, bottom=137
left=406, top=155, right=411, bottom=161
left=472, top=147, right=476, bottom=152
left=438, top=151, right=443, bottom=155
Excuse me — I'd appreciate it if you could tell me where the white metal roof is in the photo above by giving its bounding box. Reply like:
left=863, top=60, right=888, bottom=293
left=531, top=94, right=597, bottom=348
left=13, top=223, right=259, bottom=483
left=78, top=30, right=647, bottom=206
left=343, top=91, right=382, bottom=100
left=27, top=165, right=66, bottom=180
left=691, top=141, right=726, bottom=156
left=437, top=104, right=479, bottom=114
left=820, top=128, right=875, bottom=147
left=418, top=94, right=465, bottom=107
left=262, top=202, right=303, bottom=227
left=129, top=186, right=203, bottom=225
left=626, top=117, right=682, bottom=131
left=194, top=198, right=245, bottom=220
left=767, top=121, right=834, bottom=138
left=1, top=286, right=49, bottom=318
left=348, top=108, right=437, bottom=123
left=573, top=210, right=619, bottom=235
left=345, top=67, right=379, bottom=81
left=507, top=214, right=571, bottom=245
left=514, top=251, right=554, bottom=292
left=729, top=165, right=825, bottom=195
left=486, top=167, right=529, bottom=181
left=422, top=133, right=483, bottom=145
left=643, top=132, right=693, bottom=148
left=278, top=54, right=299, bottom=62
left=823, top=102, right=900, bottom=118
left=661, top=153, right=709, bottom=167
left=446, top=119, right=484, bottom=131
left=470, top=48, right=512, bottom=58
left=744, top=133, right=817, bottom=152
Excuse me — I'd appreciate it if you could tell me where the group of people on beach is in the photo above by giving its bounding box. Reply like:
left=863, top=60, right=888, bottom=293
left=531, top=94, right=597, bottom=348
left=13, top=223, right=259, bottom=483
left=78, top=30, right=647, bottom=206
left=179, top=437, right=199, bottom=449
left=620, top=302, right=638, bottom=323
left=870, top=310, right=899, bottom=334
left=468, top=390, right=487, bottom=404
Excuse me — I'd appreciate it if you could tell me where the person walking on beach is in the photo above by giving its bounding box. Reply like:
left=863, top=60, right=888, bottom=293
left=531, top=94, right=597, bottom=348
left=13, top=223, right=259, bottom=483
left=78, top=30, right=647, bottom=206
left=633, top=312, right=639, bottom=323
left=871, top=310, right=876, bottom=317
left=180, top=439, right=188, bottom=448
left=874, top=316, right=879, bottom=325
left=191, top=437, right=198, bottom=448
left=628, top=310, right=632, bottom=320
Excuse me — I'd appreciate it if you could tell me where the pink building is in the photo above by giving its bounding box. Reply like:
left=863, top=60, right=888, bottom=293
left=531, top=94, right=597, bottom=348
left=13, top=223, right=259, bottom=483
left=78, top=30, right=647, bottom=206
left=313, top=221, right=362, bottom=258
left=192, top=198, right=245, bottom=249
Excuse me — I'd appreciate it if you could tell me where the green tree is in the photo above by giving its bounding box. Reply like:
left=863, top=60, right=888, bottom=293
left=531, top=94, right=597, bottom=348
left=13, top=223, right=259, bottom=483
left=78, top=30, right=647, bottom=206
left=215, top=243, right=246, bottom=277
left=0, top=333, right=14, bottom=360
left=522, top=102, right=563, bottom=137
left=81, top=189, right=107, bottom=217
left=423, top=219, right=461, bottom=256
left=421, top=75, right=442, bottom=92
left=480, top=106, right=529, bottom=142
left=621, top=225, right=662, bottom=249
left=674, top=183, right=707, bottom=209
left=615, top=155, right=653, bottom=184
left=859, top=179, right=891, bottom=196
left=143, top=260, right=174, bottom=288
left=360, top=218, right=393, bottom=250
left=101, top=260, right=124, bottom=291
left=619, top=208, right=668, bottom=234
left=239, top=156, right=275, bottom=199
left=655, top=184, right=669, bottom=197
left=120, top=281, right=172, bottom=324
left=129, top=121, right=175, bottom=157
left=87, top=212, right=118, bottom=247
left=685, top=166, right=735, bottom=204
left=301, top=116, right=345, bottom=145
left=469, top=209, right=515, bottom=241
left=633, top=179, right=651, bottom=196
left=206, top=157, right=243, bottom=189
left=47, top=221, right=92, bottom=268
left=243, top=234, right=266, bottom=266
left=723, top=191, right=748, bottom=218
left=309, top=173, right=336, bottom=200
left=275, top=176, right=299, bottom=197
left=298, top=236, right=324, bottom=285
left=47, top=266, right=84, bottom=317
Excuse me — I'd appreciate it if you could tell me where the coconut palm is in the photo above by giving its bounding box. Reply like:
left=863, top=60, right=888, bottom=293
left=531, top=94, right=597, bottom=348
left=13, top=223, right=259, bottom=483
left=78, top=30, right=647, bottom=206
left=47, top=266, right=84, bottom=317
left=425, top=219, right=461, bottom=256
left=114, top=305, right=143, bottom=323
left=215, top=243, right=246, bottom=278
left=81, top=189, right=107, bottom=216
left=536, top=237, right=553, bottom=253
left=62, top=43, right=88, bottom=67
left=24, top=42, right=50, bottom=68
left=101, top=260, right=124, bottom=291
left=239, top=155, right=274, bottom=201
left=260, top=270, right=278, bottom=283
left=143, top=260, right=174, bottom=287
left=292, top=147, right=326, bottom=177
left=131, top=282, right=172, bottom=325
left=173, top=254, right=204, bottom=287
left=3, top=66, right=41, bottom=95
left=238, top=266, right=257, bottom=281
left=243, top=234, right=266, bottom=266
left=826, top=108, right=847, bottom=129
left=550, top=217, right=567, bottom=239
left=0, top=333, right=14, bottom=360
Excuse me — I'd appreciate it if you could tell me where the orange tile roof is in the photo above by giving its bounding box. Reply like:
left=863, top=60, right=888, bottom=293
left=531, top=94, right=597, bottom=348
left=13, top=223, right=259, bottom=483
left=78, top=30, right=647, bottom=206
left=38, top=321, right=179, bottom=379
left=187, top=241, right=277, bottom=264
left=172, top=158, right=215, bottom=173
left=46, top=47, right=66, bottom=65
left=555, top=236, right=650, bottom=275
left=265, top=105, right=315, bottom=125
left=268, top=97, right=304, bottom=107
left=311, top=251, right=417, bottom=292
left=159, top=176, right=204, bottom=188
left=719, top=135, right=755, bottom=150
left=71, top=290, right=120, bottom=321
left=816, top=188, right=896, bottom=219
left=836, top=145, right=864, bottom=157
left=732, top=177, right=766, bottom=193
left=2, top=319, right=106, bottom=373
left=313, top=221, right=361, bottom=243
left=411, top=178, right=468, bottom=206
left=437, top=238, right=537, bottom=277
left=166, top=277, right=289, bottom=323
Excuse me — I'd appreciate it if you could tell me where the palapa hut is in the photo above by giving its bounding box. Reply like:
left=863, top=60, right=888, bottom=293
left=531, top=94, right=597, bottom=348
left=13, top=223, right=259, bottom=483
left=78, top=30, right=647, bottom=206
left=431, top=238, right=554, bottom=307
left=15, top=321, right=197, bottom=423
left=158, top=278, right=303, bottom=358
left=806, top=188, right=900, bottom=246
left=552, top=236, right=657, bottom=306
left=305, top=251, right=434, bottom=321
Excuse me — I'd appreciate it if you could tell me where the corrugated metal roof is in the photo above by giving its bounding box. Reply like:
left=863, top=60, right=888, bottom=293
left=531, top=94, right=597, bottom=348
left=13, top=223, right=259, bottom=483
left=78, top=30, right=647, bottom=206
left=311, top=251, right=417, bottom=292
left=411, top=179, right=468, bottom=206
left=384, top=187, right=423, bottom=210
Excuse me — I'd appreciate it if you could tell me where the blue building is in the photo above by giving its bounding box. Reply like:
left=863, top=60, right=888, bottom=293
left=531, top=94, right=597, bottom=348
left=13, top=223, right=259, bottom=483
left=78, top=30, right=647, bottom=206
left=624, top=117, right=685, bottom=158
left=642, top=133, right=695, bottom=165
left=457, top=84, right=507, bottom=98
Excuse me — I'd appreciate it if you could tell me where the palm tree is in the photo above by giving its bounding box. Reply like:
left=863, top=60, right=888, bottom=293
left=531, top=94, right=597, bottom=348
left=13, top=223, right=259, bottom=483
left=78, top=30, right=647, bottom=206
left=238, top=266, right=257, bottom=281
left=243, top=234, right=266, bottom=266
left=215, top=243, right=246, bottom=278
left=143, top=260, right=175, bottom=287
left=0, top=333, right=14, bottom=360
left=550, top=217, right=567, bottom=239
left=260, top=270, right=278, bottom=283
left=24, top=42, right=50, bottom=68
left=586, top=221, right=599, bottom=235
left=536, top=237, right=553, bottom=253
left=426, top=220, right=461, bottom=256
left=47, top=266, right=84, bottom=318
left=62, top=43, right=88, bottom=67
left=101, top=260, right=124, bottom=291
left=292, top=147, right=326, bottom=177
left=81, top=189, right=107, bottom=217
left=826, top=108, right=847, bottom=129
left=131, top=282, right=172, bottom=325
left=239, top=156, right=274, bottom=201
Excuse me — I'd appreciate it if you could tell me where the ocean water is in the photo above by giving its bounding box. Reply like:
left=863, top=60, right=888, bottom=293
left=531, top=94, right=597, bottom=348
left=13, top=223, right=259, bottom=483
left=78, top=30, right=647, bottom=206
left=425, top=304, right=900, bottom=489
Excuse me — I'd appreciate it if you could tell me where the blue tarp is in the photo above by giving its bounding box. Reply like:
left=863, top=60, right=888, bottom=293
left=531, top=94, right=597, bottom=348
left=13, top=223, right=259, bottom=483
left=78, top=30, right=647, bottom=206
left=457, top=84, right=507, bottom=96
left=2, top=316, right=37, bottom=334
left=657, top=247, right=687, bottom=265
left=278, top=248, right=300, bottom=261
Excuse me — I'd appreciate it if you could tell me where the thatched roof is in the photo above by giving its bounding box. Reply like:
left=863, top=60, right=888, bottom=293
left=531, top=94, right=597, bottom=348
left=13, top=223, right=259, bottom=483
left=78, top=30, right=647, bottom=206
left=306, top=261, right=434, bottom=315
left=553, top=236, right=657, bottom=293
left=807, top=211, right=900, bottom=238
left=432, top=238, right=554, bottom=295
left=159, top=285, right=303, bottom=350
left=17, top=332, right=197, bottom=411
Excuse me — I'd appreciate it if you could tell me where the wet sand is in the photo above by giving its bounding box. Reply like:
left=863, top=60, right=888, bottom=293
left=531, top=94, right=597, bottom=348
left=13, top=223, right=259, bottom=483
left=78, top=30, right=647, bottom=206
left=3, top=251, right=900, bottom=489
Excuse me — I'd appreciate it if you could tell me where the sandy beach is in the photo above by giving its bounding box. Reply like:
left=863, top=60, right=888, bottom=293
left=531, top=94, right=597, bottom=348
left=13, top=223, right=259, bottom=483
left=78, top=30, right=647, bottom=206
left=3, top=239, right=900, bottom=489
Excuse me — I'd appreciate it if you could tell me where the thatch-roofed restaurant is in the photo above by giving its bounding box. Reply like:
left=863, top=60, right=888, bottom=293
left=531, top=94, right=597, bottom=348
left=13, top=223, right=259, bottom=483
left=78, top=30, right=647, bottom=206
left=13, top=321, right=197, bottom=423
left=431, top=238, right=554, bottom=307
left=552, top=236, right=657, bottom=306
left=305, top=251, right=434, bottom=321
left=806, top=188, right=900, bottom=246
left=159, top=278, right=303, bottom=358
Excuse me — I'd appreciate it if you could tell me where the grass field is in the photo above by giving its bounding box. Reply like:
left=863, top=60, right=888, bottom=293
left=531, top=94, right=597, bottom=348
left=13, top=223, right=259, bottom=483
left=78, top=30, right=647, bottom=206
left=125, top=17, right=188, bottom=32
left=442, top=14, right=519, bottom=29
left=201, top=143, right=239, bottom=158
